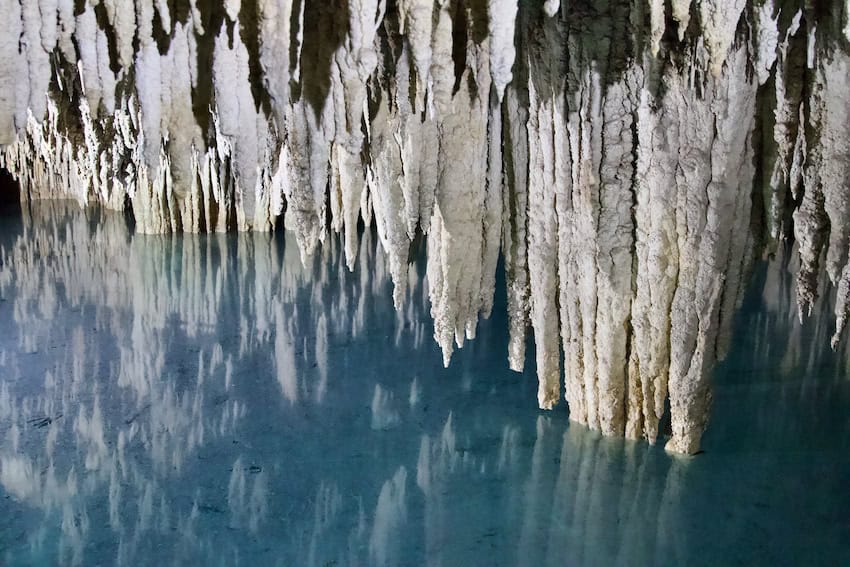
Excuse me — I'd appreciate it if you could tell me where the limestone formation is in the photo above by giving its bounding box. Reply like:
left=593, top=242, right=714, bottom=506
left=1, top=0, right=849, bottom=453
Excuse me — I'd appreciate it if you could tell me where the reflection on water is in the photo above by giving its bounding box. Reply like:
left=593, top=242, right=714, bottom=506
left=0, top=201, right=848, bottom=565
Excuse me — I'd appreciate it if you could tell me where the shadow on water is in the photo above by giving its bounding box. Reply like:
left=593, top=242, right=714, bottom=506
left=0, top=168, right=20, bottom=211
left=0, top=169, right=22, bottom=246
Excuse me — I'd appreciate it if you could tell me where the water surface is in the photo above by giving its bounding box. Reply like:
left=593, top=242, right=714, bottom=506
left=0, top=201, right=848, bottom=565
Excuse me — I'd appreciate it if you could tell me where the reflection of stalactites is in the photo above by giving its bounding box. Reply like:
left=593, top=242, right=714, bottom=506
left=496, top=423, right=520, bottom=473
left=655, top=458, right=692, bottom=561
left=108, top=457, right=122, bottom=531
left=306, top=481, right=343, bottom=566
left=137, top=481, right=155, bottom=533
left=370, top=383, right=401, bottom=431
left=0, top=380, right=13, bottom=423
left=227, top=456, right=271, bottom=531
left=369, top=466, right=408, bottom=567
left=0, top=455, right=37, bottom=501
left=274, top=302, right=299, bottom=404
left=530, top=426, right=678, bottom=564
left=227, top=457, right=248, bottom=525
left=408, top=376, right=420, bottom=408
left=74, top=394, right=108, bottom=472
left=416, top=412, right=459, bottom=497
left=516, top=416, right=556, bottom=566
left=315, top=313, right=328, bottom=403
left=352, top=229, right=377, bottom=337
left=60, top=496, right=89, bottom=566
left=0, top=202, right=250, bottom=560
left=248, top=470, right=269, bottom=533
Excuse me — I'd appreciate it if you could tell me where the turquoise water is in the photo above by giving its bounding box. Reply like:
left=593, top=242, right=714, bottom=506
left=0, top=200, right=848, bottom=566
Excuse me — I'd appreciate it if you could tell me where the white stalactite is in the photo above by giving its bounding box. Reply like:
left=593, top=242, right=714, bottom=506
left=699, top=0, right=748, bottom=76
left=0, top=0, right=22, bottom=144
left=488, top=0, right=518, bottom=101
left=671, top=0, right=691, bottom=41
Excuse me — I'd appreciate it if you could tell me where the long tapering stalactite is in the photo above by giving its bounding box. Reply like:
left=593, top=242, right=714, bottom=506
left=1, top=0, right=849, bottom=453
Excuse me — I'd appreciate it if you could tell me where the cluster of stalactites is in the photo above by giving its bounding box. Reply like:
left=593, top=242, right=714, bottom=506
left=1, top=0, right=850, bottom=453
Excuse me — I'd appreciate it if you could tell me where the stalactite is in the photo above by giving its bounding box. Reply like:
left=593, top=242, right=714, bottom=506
left=1, top=0, right=849, bottom=454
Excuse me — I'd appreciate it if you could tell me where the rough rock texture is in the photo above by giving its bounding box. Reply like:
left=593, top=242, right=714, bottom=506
left=1, top=0, right=849, bottom=453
